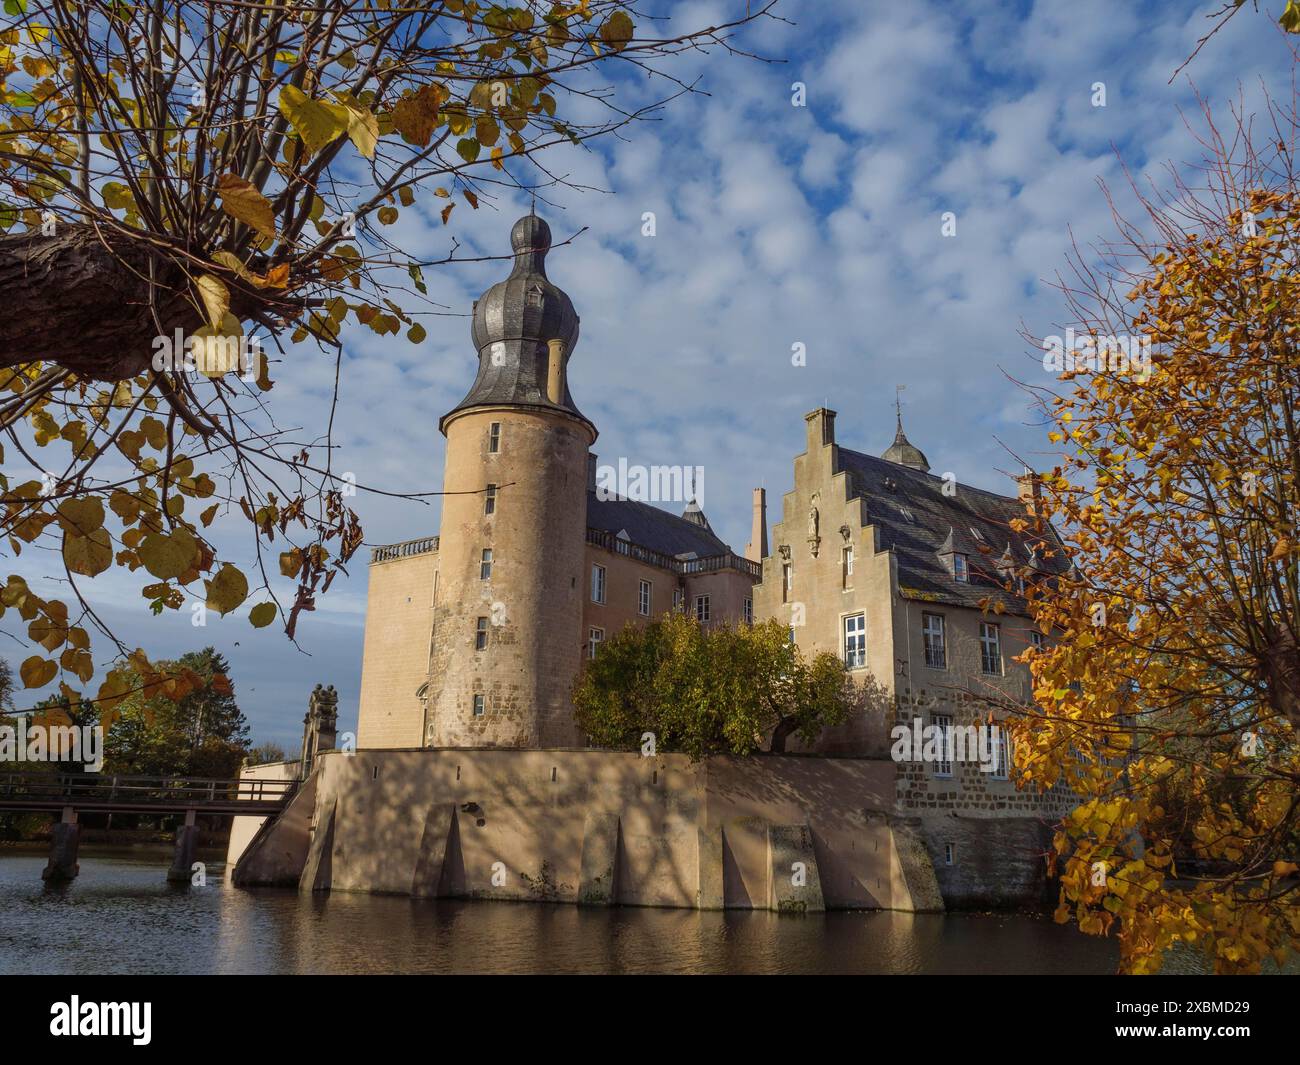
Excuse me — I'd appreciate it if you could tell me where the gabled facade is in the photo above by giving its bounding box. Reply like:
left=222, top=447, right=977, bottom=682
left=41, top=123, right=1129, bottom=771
left=752, top=407, right=1076, bottom=905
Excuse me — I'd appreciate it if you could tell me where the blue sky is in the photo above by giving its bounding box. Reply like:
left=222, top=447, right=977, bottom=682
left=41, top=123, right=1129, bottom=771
left=6, top=0, right=1298, bottom=749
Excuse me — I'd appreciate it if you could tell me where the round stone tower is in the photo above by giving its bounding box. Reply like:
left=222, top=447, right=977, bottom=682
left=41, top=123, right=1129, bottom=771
left=425, top=213, right=596, bottom=748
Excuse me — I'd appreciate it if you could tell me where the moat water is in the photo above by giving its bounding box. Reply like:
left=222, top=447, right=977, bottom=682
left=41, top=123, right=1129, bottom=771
left=0, top=847, right=1207, bottom=975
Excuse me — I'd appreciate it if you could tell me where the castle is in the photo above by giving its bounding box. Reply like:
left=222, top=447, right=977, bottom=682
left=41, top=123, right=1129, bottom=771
left=233, top=213, right=1073, bottom=910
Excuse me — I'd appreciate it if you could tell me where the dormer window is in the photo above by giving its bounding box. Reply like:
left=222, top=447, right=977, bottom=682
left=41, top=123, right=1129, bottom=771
left=526, top=283, right=544, bottom=308
left=970, top=526, right=985, bottom=543
left=953, top=554, right=969, bottom=582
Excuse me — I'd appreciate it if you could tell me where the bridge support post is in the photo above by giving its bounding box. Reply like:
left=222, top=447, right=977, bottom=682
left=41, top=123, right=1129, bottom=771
left=167, top=809, right=199, bottom=884
left=41, top=806, right=80, bottom=883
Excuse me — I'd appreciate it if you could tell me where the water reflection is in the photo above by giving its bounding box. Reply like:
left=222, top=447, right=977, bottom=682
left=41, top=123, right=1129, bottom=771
left=0, top=849, right=1149, bottom=975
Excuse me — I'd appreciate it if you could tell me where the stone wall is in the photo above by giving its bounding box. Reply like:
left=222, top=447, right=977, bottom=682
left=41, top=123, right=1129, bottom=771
left=230, top=748, right=938, bottom=913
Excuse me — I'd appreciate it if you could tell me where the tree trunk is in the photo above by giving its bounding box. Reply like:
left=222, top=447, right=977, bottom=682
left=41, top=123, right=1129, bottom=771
left=0, top=226, right=188, bottom=380
left=1262, top=625, right=1300, bottom=733
left=768, top=716, right=798, bottom=754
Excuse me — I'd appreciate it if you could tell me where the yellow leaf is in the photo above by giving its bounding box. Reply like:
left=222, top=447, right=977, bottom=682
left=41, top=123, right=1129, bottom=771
left=196, top=274, right=230, bottom=330
left=216, top=174, right=277, bottom=241
left=139, top=528, right=199, bottom=581
left=277, top=84, right=348, bottom=155
left=332, top=93, right=378, bottom=159
left=249, top=601, right=277, bottom=628
left=62, top=528, right=112, bottom=577
left=19, top=655, right=57, bottom=688
left=205, top=563, right=248, bottom=615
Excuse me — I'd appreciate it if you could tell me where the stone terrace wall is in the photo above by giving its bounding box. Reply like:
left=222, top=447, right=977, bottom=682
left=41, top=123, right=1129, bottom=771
left=233, top=748, right=943, bottom=913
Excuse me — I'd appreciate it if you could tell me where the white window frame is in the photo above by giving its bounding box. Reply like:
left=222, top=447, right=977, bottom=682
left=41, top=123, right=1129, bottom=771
left=922, top=612, right=946, bottom=670
left=591, top=563, right=606, bottom=604
left=479, top=548, right=493, bottom=580
left=475, top=616, right=488, bottom=651
left=979, top=621, right=1002, bottom=675
left=484, top=483, right=497, bottom=515
left=1029, top=630, right=1045, bottom=652
left=990, top=727, right=1011, bottom=781
left=742, top=598, right=753, bottom=625
left=953, top=553, right=969, bottom=582
left=588, top=626, right=604, bottom=659
left=472, top=693, right=485, bottom=717
left=843, top=613, right=866, bottom=669
left=488, top=422, right=501, bottom=453
left=638, top=579, right=651, bottom=617
left=694, top=595, right=711, bottom=623
left=673, top=587, right=684, bottom=612
left=932, top=713, right=953, bottom=778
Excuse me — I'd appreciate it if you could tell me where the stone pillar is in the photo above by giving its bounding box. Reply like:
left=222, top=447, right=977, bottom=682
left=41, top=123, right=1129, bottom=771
left=41, top=806, right=80, bottom=883
left=167, top=809, right=199, bottom=883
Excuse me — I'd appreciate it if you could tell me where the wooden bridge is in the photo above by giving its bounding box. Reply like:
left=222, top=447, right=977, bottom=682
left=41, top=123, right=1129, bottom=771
left=0, top=771, right=296, bottom=817
left=0, top=770, right=298, bottom=884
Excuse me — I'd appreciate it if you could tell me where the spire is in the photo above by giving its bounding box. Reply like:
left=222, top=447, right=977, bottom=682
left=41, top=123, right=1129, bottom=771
left=881, top=389, right=930, bottom=472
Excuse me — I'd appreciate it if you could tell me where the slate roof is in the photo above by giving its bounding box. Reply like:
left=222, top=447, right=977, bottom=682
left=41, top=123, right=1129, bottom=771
left=586, top=491, right=731, bottom=559
left=441, top=214, right=590, bottom=432
left=836, top=447, right=1069, bottom=614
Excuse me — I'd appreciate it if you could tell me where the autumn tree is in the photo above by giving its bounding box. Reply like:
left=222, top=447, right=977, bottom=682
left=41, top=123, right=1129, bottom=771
left=0, top=2, right=777, bottom=721
left=574, top=613, right=856, bottom=760
left=1008, top=94, right=1300, bottom=974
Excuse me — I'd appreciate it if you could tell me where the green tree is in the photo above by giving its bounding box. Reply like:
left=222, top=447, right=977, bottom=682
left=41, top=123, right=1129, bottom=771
left=575, top=614, right=856, bottom=760
left=246, top=741, right=287, bottom=766
left=102, top=646, right=248, bottom=778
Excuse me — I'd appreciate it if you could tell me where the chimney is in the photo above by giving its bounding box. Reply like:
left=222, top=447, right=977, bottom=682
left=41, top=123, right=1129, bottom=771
left=587, top=452, right=598, bottom=492
left=1017, top=466, right=1041, bottom=510
left=546, top=339, right=566, bottom=404
left=745, top=488, right=769, bottom=562
left=804, top=407, right=836, bottom=450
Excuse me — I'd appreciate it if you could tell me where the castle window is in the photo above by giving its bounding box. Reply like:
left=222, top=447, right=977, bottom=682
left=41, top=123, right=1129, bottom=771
left=743, top=598, right=753, bottom=625
left=944, top=843, right=955, bottom=866
left=979, top=622, right=1002, bottom=675
left=953, top=553, right=969, bottom=582
left=480, top=549, right=493, bottom=580
left=842, top=547, right=854, bottom=589
left=673, top=588, right=684, bottom=612
left=588, top=627, right=604, bottom=659
left=694, top=595, right=710, bottom=623
left=781, top=563, right=792, bottom=603
left=788, top=627, right=796, bottom=645
left=1029, top=630, right=1046, bottom=652
left=991, top=727, right=1011, bottom=780
left=473, top=694, right=485, bottom=717
left=475, top=617, right=488, bottom=651
left=484, top=484, right=497, bottom=515
left=932, top=714, right=953, bottom=778
left=843, top=613, right=866, bottom=669
left=922, top=612, right=946, bottom=669
left=488, top=422, right=501, bottom=453
left=638, top=579, right=651, bottom=617
left=591, top=564, right=606, bottom=604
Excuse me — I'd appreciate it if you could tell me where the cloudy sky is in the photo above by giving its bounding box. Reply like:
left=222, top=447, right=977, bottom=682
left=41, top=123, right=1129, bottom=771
left=7, top=0, right=1297, bottom=749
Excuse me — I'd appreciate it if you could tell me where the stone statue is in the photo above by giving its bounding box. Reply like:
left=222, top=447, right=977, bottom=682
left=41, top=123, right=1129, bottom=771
left=300, top=683, right=339, bottom=779
left=807, top=495, right=821, bottom=557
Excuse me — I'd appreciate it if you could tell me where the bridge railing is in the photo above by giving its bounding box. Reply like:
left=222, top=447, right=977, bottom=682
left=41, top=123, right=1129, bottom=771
left=0, top=771, right=297, bottom=807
